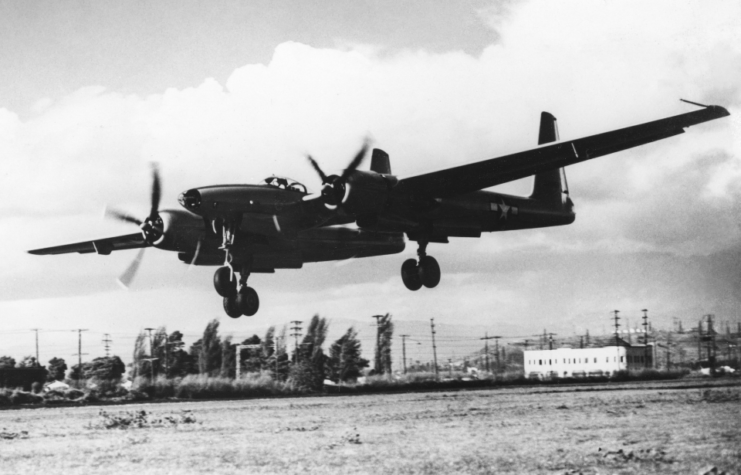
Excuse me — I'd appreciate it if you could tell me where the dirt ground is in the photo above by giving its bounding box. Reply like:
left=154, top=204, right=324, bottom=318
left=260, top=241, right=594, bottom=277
left=0, top=380, right=739, bottom=474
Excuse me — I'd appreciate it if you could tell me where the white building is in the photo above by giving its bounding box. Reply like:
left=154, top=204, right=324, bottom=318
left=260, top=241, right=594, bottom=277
left=524, top=341, right=654, bottom=378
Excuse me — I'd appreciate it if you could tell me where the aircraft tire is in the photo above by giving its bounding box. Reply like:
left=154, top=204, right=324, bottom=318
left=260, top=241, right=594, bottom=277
left=214, top=266, right=237, bottom=297
left=236, top=286, right=259, bottom=317
left=419, top=256, right=441, bottom=288
left=401, top=259, right=422, bottom=291
left=223, top=295, right=242, bottom=318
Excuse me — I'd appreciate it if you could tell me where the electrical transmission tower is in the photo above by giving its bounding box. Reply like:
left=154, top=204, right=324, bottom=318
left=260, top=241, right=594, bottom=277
left=102, top=333, right=112, bottom=357
left=290, top=320, right=302, bottom=363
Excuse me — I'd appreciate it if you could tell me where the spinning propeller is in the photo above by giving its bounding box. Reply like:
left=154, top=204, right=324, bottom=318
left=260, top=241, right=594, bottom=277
left=105, top=164, right=163, bottom=287
left=307, top=138, right=370, bottom=208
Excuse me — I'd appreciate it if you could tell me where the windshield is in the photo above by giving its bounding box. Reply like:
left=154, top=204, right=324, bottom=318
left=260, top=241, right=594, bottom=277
left=262, top=176, right=307, bottom=193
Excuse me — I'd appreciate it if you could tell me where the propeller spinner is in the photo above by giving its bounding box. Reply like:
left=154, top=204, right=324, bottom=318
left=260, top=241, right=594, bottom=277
left=106, top=164, right=164, bottom=245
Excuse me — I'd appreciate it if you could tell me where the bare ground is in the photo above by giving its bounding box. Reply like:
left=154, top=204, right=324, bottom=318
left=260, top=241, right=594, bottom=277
left=0, top=380, right=739, bottom=474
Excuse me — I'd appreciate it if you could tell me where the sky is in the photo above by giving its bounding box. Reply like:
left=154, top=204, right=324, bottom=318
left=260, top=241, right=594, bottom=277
left=0, top=0, right=739, bottom=368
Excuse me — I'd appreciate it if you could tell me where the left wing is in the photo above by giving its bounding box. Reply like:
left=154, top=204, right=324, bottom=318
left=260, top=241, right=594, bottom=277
left=28, top=233, right=149, bottom=256
left=396, top=104, right=729, bottom=198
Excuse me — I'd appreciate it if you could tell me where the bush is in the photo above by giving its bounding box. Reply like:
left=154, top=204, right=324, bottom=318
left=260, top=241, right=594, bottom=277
left=8, top=389, right=44, bottom=405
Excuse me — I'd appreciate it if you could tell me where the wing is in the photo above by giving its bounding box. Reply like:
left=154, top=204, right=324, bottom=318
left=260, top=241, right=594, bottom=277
left=396, top=105, right=730, bottom=198
left=28, top=233, right=149, bottom=255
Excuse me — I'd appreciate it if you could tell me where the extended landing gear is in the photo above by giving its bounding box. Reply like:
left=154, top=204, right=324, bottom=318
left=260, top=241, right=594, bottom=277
left=216, top=266, right=260, bottom=318
left=212, top=218, right=261, bottom=318
left=400, top=241, right=440, bottom=291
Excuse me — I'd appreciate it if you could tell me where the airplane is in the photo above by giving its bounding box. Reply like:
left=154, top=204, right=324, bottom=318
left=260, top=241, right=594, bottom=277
left=29, top=100, right=730, bottom=318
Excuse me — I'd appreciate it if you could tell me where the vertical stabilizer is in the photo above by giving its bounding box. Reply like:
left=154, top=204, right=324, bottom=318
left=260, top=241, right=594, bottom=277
left=530, top=112, right=566, bottom=205
left=370, top=148, right=392, bottom=175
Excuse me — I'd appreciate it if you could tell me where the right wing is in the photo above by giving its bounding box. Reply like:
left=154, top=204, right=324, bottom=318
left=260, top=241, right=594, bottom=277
left=396, top=104, right=730, bottom=198
left=28, top=233, right=149, bottom=256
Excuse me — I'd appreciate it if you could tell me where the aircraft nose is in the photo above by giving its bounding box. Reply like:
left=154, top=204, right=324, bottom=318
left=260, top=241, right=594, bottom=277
left=178, top=189, right=202, bottom=210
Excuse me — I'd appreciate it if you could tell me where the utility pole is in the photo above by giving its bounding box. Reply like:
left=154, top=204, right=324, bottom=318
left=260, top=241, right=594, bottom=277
left=546, top=333, right=556, bottom=350
left=72, top=329, right=89, bottom=386
left=290, top=321, right=302, bottom=363
left=642, top=309, right=650, bottom=368
left=494, top=336, right=501, bottom=373
left=480, top=333, right=500, bottom=373
left=102, top=333, right=112, bottom=357
left=31, top=329, right=40, bottom=366
left=400, top=335, right=410, bottom=374
left=706, top=314, right=716, bottom=374
left=613, top=310, right=620, bottom=346
left=448, top=358, right=453, bottom=378
left=372, top=315, right=383, bottom=373
left=430, top=318, right=439, bottom=380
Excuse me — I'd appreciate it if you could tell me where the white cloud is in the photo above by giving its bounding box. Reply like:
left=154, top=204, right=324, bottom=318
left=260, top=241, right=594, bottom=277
left=0, top=0, right=739, bottom=360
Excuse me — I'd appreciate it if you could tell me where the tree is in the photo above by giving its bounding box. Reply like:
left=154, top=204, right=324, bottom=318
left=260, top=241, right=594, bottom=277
left=0, top=356, right=16, bottom=369
left=131, top=331, right=148, bottom=379
left=220, top=336, right=235, bottom=378
left=198, top=319, right=222, bottom=376
left=290, top=315, right=329, bottom=389
left=166, top=331, right=194, bottom=377
left=18, top=356, right=38, bottom=368
left=374, top=314, right=394, bottom=374
left=327, top=327, right=369, bottom=383
left=84, top=356, right=126, bottom=380
left=47, top=357, right=67, bottom=381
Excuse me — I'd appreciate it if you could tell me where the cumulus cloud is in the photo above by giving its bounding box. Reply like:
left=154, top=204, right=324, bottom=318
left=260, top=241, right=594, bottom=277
left=0, top=0, right=739, bottom=353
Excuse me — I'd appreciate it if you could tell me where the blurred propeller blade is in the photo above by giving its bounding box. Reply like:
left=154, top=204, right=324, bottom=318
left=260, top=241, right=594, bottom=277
left=104, top=207, right=143, bottom=226
left=307, top=155, right=329, bottom=183
left=149, top=163, right=161, bottom=219
left=341, top=137, right=370, bottom=181
left=117, top=247, right=146, bottom=289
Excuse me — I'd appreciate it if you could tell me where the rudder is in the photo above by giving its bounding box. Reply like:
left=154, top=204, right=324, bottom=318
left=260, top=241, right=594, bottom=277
left=530, top=112, right=566, bottom=205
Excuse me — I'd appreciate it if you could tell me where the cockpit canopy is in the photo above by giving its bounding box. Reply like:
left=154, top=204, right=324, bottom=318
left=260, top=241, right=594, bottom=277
left=262, top=176, right=308, bottom=193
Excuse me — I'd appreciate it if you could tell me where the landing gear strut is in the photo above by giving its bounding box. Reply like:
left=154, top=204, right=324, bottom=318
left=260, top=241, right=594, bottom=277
left=213, top=218, right=260, bottom=317
left=400, top=240, right=440, bottom=291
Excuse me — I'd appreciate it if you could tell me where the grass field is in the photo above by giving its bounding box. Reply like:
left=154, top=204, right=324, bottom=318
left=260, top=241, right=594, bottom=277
left=0, top=380, right=739, bottom=474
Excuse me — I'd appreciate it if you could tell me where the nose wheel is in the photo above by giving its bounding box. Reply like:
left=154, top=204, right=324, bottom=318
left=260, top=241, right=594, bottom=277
left=401, top=241, right=440, bottom=290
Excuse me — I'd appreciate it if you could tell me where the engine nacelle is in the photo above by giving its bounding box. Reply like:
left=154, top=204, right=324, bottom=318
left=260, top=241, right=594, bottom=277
left=152, top=209, right=204, bottom=252
left=341, top=170, right=393, bottom=215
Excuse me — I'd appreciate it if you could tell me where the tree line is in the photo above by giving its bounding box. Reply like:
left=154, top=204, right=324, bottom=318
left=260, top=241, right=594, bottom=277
left=0, top=313, right=394, bottom=390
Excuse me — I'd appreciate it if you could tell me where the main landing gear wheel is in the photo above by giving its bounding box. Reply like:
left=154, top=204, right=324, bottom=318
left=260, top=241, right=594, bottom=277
left=236, top=286, right=259, bottom=317
left=401, top=240, right=441, bottom=291
left=401, top=259, right=422, bottom=291
left=214, top=266, right=237, bottom=297
left=223, top=295, right=242, bottom=318
left=419, top=256, right=440, bottom=288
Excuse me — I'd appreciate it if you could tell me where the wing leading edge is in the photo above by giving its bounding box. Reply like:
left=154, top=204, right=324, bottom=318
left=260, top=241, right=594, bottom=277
left=397, top=104, right=730, bottom=198
left=28, top=233, right=149, bottom=256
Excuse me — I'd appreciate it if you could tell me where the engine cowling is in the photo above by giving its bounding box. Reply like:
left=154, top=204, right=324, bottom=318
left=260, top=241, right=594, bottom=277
left=340, top=170, right=392, bottom=215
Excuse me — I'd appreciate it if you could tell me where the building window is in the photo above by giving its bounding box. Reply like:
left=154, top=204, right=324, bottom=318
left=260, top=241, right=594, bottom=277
left=539, top=359, right=542, bottom=365
left=620, top=356, right=624, bottom=363
left=606, top=357, right=609, bottom=363
left=594, top=358, right=597, bottom=363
